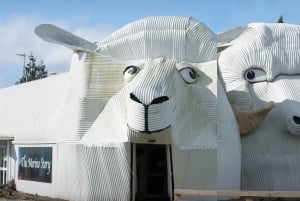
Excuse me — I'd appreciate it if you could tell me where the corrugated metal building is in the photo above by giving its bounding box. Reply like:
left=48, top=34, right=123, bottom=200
left=0, top=16, right=241, bottom=201
left=218, top=22, right=300, bottom=191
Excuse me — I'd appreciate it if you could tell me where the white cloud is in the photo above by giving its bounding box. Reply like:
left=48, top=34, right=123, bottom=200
left=0, top=15, right=116, bottom=88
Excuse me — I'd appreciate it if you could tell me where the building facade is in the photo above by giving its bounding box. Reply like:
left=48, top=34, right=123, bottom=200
left=0, top=16, right=241, bottom=201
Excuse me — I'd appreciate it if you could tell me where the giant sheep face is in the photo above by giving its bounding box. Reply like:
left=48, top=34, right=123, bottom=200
left=218, top=23, right=300, bottom=136
left=218, top=23, right=300, bottom=190
left=123, top=58, right=198, bottom=134
left=81, top=16, right=217, bottom=146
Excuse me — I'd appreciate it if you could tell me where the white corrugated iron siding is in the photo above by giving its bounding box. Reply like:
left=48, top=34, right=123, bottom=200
left=59, top=53, right=125, bottom=142
left=0, top=74, right=69, bottom=142
left=56, top=143, right=130, bottom=201
left=97, top=16, right=216, bottom=62
left=0, top=16, right=237, bottom=201
left=218, top=23, right=300, bottom=190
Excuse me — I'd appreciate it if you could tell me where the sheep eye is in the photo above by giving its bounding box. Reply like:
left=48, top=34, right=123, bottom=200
left=179, top=67, right=198, bottom=84
left=123, top=65, right=140, bottom=83
left=246, top=70, right=255, bottom=80
left=244, top=68, right=267, bottom=83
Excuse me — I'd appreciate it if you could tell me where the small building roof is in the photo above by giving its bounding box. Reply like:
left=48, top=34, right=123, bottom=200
left=0, top=73, right=69, bottom=142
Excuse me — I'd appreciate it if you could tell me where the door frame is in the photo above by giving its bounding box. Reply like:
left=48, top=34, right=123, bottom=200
left=131, top=143, right=173, bottom=201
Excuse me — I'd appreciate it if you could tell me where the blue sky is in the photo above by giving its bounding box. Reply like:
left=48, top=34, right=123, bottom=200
left=0, top=0, right=300, bottom=88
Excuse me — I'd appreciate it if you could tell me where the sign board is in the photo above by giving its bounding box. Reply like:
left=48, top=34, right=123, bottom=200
left=18, top=147, right=52, bottom=183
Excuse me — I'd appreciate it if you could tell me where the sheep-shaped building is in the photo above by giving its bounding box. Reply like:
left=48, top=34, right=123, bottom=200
left=218, top=23, right=300, bottom=190
left=0, top=16, right=241, bottom=201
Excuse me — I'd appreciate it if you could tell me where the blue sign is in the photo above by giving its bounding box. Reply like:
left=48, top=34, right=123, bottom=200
left=18, top=147, right=52, bottom=183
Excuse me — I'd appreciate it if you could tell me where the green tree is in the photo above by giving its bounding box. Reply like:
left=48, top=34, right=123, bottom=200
left=277, top=15, right=284, bottom=23
left=16, top=53, right=48, bottom=84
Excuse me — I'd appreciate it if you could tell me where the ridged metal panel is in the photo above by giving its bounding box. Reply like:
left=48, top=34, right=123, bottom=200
left=97, top=16, right=216, bottom=63
left=56, top=143, right=130, bottom=201
left=56, top=144, right=86, bottom=201
left=218, top=23, right=300, bottom=190
left=217, top=75, right=241, bottom=191
left=0, top=51, right=125, bottom=144
left=172, top=146, right=218, bottom=191
left=0, top=74, right=69, bottom=142
left=191, top=61, right=217, bottom=123
left=78, top=143, right=130, bottom=201
left=148, top=101, right=171, bottom=131
left=127, top=99, right=146, bottom=131
left=59, top=53, right=125, bottom=142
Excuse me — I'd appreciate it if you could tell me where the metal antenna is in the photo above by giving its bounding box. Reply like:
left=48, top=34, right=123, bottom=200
left=15, top=53, right=48, bottom=84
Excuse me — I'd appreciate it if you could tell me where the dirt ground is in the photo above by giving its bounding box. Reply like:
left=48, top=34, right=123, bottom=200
left=0, top=180, right=67, bottom=201
left=1, top=180, right=298, bottom=201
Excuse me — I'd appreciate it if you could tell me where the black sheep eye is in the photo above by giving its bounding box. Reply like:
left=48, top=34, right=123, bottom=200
left=124, top=66, right=138, bottom=75
left=123, top=65, right=140, bottom=83
left=246, top=70, right=255, bottom=80
left=244, top=68, right=267, bottom=83
left=179, top=67, right=198, bottom=84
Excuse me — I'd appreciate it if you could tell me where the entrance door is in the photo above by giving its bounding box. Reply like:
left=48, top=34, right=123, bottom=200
left=135, top=144, right=170, bottom=201
left=0, top=146, right=7, bottom=185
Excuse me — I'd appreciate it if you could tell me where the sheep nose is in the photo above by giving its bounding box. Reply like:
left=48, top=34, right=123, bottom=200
left=293, top=116, right=300, bottom=125
left=130, top=93, right=169, bottom=105
left=150, top=96, right=169, bottom=105
left=130, top=93, right=142, bottom=104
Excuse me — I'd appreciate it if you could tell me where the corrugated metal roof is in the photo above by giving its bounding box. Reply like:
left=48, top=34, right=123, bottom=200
left=0, top=73, right=69, bottom=142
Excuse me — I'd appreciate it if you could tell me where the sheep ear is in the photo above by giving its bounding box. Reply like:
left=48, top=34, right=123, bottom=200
left=233, top=101, right=275, bottom=135
left=35, top=24, right=97, bottom=52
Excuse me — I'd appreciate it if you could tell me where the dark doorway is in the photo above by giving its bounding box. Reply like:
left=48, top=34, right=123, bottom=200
left=135, top=144, right=170, bottom=201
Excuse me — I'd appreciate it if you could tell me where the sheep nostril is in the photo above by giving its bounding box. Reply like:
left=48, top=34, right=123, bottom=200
left=130, top=93, right=142, bottom=103
left=293, top=116, right=300, bottom=125
left=150, top=96, right=169, bottom=104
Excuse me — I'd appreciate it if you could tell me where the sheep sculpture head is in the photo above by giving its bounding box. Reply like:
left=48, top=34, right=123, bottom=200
left=86, top=16, right=217, bottom=147
left=218, top=23, right=300, bottom=190
left=35, top=16, right=217, bottom=147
